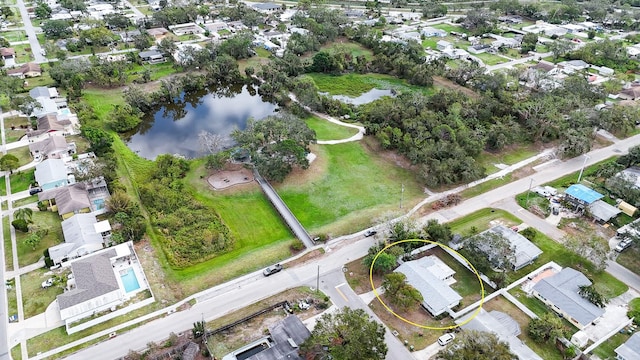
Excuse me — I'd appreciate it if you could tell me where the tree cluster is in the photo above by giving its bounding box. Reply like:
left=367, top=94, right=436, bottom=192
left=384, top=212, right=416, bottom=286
left=436, top=330, right=517, bottom=360
left=382, top=272, right=423, bottom=310
left=527, top=313, right=566, bottom=344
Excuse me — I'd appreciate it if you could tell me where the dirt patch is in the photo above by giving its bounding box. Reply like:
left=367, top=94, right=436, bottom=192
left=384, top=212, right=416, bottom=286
left=126, top=332, right=209, bottom=360
left=286, top=248, right=325, bottom=268
left=361, top=137, right=415, bottom=171
left=134, top=238, right=184, bottom=304
left=278, top=144, right=328, bottom=188
left=208, top=164, right=255, bottom=190
left=433, top=76, right=480, bottom=100
left=344, top=257, right=384, bottom=295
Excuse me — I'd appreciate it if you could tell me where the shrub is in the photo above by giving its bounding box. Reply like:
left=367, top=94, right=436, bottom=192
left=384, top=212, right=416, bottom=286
left=11, top=219, right=29, bottom=232
left=519, top=227, right=538, bottom=241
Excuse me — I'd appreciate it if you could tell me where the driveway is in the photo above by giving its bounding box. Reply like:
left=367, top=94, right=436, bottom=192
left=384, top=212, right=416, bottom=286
left=578, top=289, right=638, bottom=341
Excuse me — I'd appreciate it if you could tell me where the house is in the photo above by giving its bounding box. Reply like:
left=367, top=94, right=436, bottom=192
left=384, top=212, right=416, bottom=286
left=39, top=183, right=92, bottom=219
left=48, top=213, right=110, bottom=265
left=222, top=315, right=311, bottom=360
left=56, top=242, right=149, bottom=327
left=436, top=40, right=452, bottom=51
left=473, top=225, right=543, bottom=271
left=146, top=27, right=170, bottom=40
left=138, top=49, right=165, bottom=63
left=168, top=23, right=205, bottom=36
left=619, top=86, right=640, bottom=101
left=29, top=135, right=76, bottom=160
left=398, top=32, right=421, bottom=41
left=35, top=158, right=69, bottom=190
left=205, top=21, right=228, bottom=32
left=344, top=9, right=364, bottom=18
left=173, top=43, right=203, bottom=64
left=252, top=2, right=282, bottom=13
left=0, top=47, right=15, bottom=60
left=615, top=332, right=640, bottom=360
left=618, top=167, right=640, bottom=188
left=558, top=59, right=590, bottom=72
left=29, top=86, right=58, bottom=100
left=28, top=114, right=73, bottom=138
left=421, top=27, right=447, bottom=37
left=532, top=267, right=605, bottom=329
left=588, top=200, right=621, bottom=223
left=395, top=256, right=462, bottom=317
left=118, top=29, right=141, bottom=43
left=564, top=184, right=603, bottom=211
left=459, top=309, right=543, bottom=360
left=228, top=21, right=247, bottom=32
left=468, top=44, right=490, bottom=54
left=6, top=62, right=42, bottom=78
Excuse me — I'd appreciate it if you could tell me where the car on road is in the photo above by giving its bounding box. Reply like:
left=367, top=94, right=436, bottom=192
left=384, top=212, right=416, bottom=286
left=29, top=187, right=43, bottom=195
left=438, top=333, right=455, bottom=346
left=263, top=264, right=283, bottom=276
left=615, top=238, right=634, bottom=252
left=364, top=230, right=377, bottom=237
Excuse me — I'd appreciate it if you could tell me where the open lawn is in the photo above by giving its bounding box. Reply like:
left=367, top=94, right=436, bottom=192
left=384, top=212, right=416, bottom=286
left=593, top=332, right=631, bottom=360
left=3, top=115, right=28, bottom=143
left=277, top=141, right=424, bottom=236
left=304, top=115, right=358, bottom=141
left=23, top=71, right=55, bottom=90
left=475, top=52, right=508, bottom=65
left=82, top=88, right=127, bottom=120
left=305, top=72, right=434, bottom=97
left=15, top=210, right=63, bottom=267
left=4, top=216, right=11, bottom=270
left=544, top=157, right=618, bottom=191
left=447, top=208, right=521, bottom=236
left=459, top=174, right=512, bottom=199
left=127, top=62, right=180, bottom=82
left=476, top=146, right=538, bottom=175
left=319, top=40, right=373, bottom=59
left=9, top=169, right=34, bottom=193
left=8, top=146, right=32, bottom=167
left=617, top=246, right=640, bottom=276
left=13, top=195, right=38, bottom=208
left=1, top=30, right=26, bottom=42
left=21, top=269, right=64, bottom=318
left=65, top=134, right=91, bottom=154
left=483, top=296, right=564, bottom=360
left=10, top=345, right=20, bottom=360
left=13, top=43, right=34, bottom=63
left=432, top=24, right=469, bottom=34
left=430, top=247, right=488, bottom=302
left=422, top=38, right=438, bottom=49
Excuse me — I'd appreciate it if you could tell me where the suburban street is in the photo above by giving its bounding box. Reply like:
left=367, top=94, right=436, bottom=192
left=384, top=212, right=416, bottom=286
left=14, top=0, right=45, bottom=63
left=46, top=133, right=640, bottom=360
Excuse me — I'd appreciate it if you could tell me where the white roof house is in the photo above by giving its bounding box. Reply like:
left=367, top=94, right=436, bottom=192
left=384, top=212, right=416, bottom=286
left=532, top=268, right=605, bottom=329
left=475, top=225, right=543, bottom=271
left=616, top=332, right=640, bottom=360
left=459, top=309, right=543, bottom=360
left=35, top=158, right=69, bottom=190
left=395, top=256, right=462, bottom=316
left=48, top=213, right=106, bottom=265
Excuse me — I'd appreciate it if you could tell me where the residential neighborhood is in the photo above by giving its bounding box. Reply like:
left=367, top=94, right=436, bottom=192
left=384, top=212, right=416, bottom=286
left=0, top=0, right=637, bottom=360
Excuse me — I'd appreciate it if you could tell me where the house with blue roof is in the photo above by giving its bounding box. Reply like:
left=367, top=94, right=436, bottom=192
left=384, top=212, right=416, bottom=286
left=564, top=184, right=603, bottom=209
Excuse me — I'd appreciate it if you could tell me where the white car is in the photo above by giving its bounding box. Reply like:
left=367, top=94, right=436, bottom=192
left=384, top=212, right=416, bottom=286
left=438, top=333, right=455, bottom=346
left=41, top=278, right=53, bottom=289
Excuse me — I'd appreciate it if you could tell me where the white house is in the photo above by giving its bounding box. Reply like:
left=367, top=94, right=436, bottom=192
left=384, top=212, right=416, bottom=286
left=48, top=213, right=110, bottom=265
left=615, top=332, right=640, bottom=360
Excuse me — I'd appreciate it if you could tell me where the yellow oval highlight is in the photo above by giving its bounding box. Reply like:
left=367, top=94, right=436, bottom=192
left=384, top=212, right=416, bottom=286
left=369, top=239, right=485, bottom=330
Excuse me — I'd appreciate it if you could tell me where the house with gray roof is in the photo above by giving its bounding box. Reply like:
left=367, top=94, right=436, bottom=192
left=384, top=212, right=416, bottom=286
left=473, top=225, right=543, bottom=271
left=615, top=332, right=640, bottom=360
left=588, top=200, right=621, bottom=223
left=48, top=213, right=110, bottom=265
left=532, top=267, right=605, bottom=329
left=29, top=135, right=76, bottom=160
left=459, top=309, right=543, bottom=360
left=57, top=248, right=122, bottom=323
left=252, top=2, right=282, bottom=13
left=28, top=114, right=73, bottom=138
left=395, top=256, right=461, bottom=317
left=35, top=158, right=69, bottom=190
left=39, top=183, right=92, bottom=219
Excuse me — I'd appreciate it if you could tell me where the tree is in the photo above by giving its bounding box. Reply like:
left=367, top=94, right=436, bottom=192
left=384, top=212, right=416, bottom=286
left=218, top=33, right=253, bottom=59
left=109, top=104, right=142, bottom=133
left=564, top=235, right=608, bottom=271
left=528, top=313, right=566, bottom=343
left=24, top=232, right=42, bottom=250
left=437, top=330, right=517, bottom=360
left=34, top=1, right=52, bottom=19
left=310, top=51, right=337, bottom=73
left=192, top=321, right=205, bottom=338
left=464, top=231, right=516, bottom=271
left=364, top=251, right=396, bottom=275
left=157, top=37, right=177, bottom=56
left=579, top=284, right=607, bottom=308
left=106, top=191, right=134, bottom=214
left=104, top=13, right=131, bottom=30
left=0, top=154, right=19, bottom=174
left=548, top=40, right=574, bottom=62
left=521, top=33, right=538, bottom=53
left=41, top=20, right=73, bottom=39
left=423, top=219, right=452, bottom=244
left=382, top=272, right=423, bottom=310
left=14, top=208, right=33, bottom=224
left=11, top=219, right=29, bottom=233
left=80, top=26, right=115, bottom=47
left=81, top=126, right=114, bottom=156
left=300, top=307, right=387, bottom=360
left=132, top=33, right=153, bottom=51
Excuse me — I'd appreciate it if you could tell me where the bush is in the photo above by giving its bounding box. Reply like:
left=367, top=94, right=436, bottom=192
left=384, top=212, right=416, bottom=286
left=519, top=227, right=538, bottom=241
left=11, top=219, right=29, bottom=232
left=290, top=239, right=305, bottom=252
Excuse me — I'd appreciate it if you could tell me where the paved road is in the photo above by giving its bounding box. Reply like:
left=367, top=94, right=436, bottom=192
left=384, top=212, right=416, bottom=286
left=24, top=133, right=640, bottom=359
left=255, top=172, right=314, bottom=248
left=14, top=0, right=45, bottom=63
left=0, top=112, right=9, bottom=360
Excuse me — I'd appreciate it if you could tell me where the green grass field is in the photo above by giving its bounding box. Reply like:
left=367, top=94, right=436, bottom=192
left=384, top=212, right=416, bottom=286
left=305, top=73, right=434, bottom=97
left=448, top=208, right=521, bottom=236
left=432, top=24, right=469, bottom=34
left=13, top=195, right=38, bottom=208
left=474, top=52, right=508, bottom=65
left=8, top=146, right=32, bottom=167
left=3, top=115, right=28, bottom=143
left=619, top=246, right=640, bottom=277
left=3, top=216, right=12, bottom=270
left=127, top=62, right=180, bottom=82
left=319, top=40, right=374, bottom=59
left=21, top=269, right=64, bottom=319
left=82, top=88, right=128, bottom=120
left=304, top=116, right=358, bottom=141
left=14, top=211, right=63, bottom=267
left=9, top=169, right=34, bottom=193
left=277, top=142, right=424, bottom=235
left=593, top=332, right=631, bottom=359
left=476, top=146, right=538, bottom=175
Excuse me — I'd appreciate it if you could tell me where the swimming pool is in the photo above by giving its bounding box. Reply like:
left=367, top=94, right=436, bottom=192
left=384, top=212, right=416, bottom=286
left=120, top=268, right=141, bottom=293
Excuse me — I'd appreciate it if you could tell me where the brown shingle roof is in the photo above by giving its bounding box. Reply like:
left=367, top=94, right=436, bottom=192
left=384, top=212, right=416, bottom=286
left=38, top=183, right=91, bottom=215
left=29, top=135, right=68, bottom=156
left=6, top=62, right=41, bottom=75
left=37, top=114, right=71, bottom=132
left=0, top=47, right=15, bottom=57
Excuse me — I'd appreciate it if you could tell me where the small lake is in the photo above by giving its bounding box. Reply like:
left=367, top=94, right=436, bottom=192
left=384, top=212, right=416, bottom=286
left=331, top=88, right=395, bottom=105
left=124, top=84, right=278, bottom=160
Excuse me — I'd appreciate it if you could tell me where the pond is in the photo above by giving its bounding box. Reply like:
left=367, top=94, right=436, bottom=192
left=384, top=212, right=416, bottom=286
left=124, top=83, right=278, bottom=160
left=331, top=88, right=396, bottom=105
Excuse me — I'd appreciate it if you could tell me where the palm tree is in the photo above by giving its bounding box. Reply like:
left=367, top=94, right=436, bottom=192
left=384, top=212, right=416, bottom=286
left=14, top=208, right=33, bottom=224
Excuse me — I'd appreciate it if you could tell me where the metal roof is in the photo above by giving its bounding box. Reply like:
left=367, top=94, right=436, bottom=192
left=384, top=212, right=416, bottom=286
left=395, top=256, right=462, bottom=316
left=247, top=315, right=311, bottom=360
left=588, top=200, right=621, bottom=222
left=532, top=268, right=604, bottom=326
left=35, top=158, right=68, bottom=187
left=565, top=184, right=603, bottom=204
left=482, top=225, right=543, bottom=270
left=616, top=332, right=640, bottom=359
